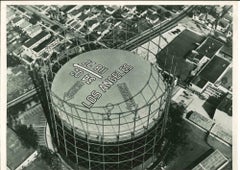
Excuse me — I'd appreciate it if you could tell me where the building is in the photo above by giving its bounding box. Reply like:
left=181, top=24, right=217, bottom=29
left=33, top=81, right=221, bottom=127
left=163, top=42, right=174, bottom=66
left=213, top=94, right=232, bottom=131
left=7, top=128, right=38, bottom=170
left=12, top=46, right=25, bottom=57
left=87, top=19, right=100, bottom=32
left=217, top=18, right=230, bottom=32
left=18, top=19, right=32, bottom=32
left=105, top=6, right=118, bottom=15
left=191, top=56, right=230, bottom=95
left=192, top=150, right=229, bottom=170
left=146, top=10, right=159, bottom=24
left=11, top=17, right=23, bottom=26
left=30, top=48, right=172, bottom=170
left=157, top=29, right=205, bottom=83
left=25, top=25, right=42, bottom=38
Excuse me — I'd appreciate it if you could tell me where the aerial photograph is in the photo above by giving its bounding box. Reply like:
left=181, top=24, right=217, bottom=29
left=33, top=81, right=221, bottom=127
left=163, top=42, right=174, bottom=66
left=5, top=3, right=233, bottom=170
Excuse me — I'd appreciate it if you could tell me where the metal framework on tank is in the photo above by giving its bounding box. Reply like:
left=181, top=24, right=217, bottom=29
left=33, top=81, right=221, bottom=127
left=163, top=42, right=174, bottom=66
left=27, top=18, right=175, bottom=170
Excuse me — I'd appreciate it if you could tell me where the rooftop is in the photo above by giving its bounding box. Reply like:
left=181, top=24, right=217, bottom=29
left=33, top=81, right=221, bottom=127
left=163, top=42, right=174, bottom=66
left=193, top=56, right=229, bottom=87
left=156, top=29, right=204, bottom=83
left=192, top=150, right=228, bottom=170
left=221, top=45, right=232, bottom=57
left=18, top=19, right=32, bottom=29
left=87, top=19, right=99, bottom=27
left=11, top=17, right=22, bottom=24
left=78, top=13, right=89, bottom=21
left=217, top=93, right=232, bottom=116
left=196, top=37, right=223, bottom=59
left=60, top=5, right=76, bottom=13
left=187, top=111, right=214, bottom=131
left=218, top=18, right=229, bottom=28
left=24, top=31, right=49, bottom=48
left=33, top=35, right=54, bottom=53
left=7, top=127, right=35, bottom=170
left=223, top=12, right=232, bottom=22
left=26, top=25, right=42, bottom=35
left=147, top=13, right=159, bottom=22
left=220, top=67, right=232, bottom=91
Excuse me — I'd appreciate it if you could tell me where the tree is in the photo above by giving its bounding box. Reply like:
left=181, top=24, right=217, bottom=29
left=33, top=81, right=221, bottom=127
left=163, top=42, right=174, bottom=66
left=29, top=13, right=41, bottom=25
left=164, top=11, right=172, bottom=18
left=40, top=146, right=62, bottom=170
left=15, top=124, right=38, bottom=149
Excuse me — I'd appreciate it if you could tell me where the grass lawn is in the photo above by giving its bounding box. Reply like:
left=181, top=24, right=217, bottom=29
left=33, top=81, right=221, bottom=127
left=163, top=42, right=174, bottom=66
left=156, top=29, right=204, bottom=85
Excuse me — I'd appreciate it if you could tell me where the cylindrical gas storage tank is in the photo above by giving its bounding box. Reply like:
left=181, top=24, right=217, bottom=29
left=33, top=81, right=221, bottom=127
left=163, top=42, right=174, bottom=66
left=50, top=49, right=168, bottom=170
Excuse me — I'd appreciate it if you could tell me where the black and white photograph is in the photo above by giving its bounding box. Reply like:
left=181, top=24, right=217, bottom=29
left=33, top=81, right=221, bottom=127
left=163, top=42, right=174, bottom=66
left=1, top=1, right=237, bottom=170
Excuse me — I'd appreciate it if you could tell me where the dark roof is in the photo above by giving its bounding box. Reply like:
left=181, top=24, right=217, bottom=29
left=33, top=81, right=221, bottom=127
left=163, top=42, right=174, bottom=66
left=157, top=29, right=204, bottom=82
left=87, top=20, right=99, bottom=27
left=106, top=6, right=115, bottom=12
left=196, top=37, right=223, bottom=59
left=7, top=128, right=35, bottom=170
left=223, top=13, right=232, bottom=22
left=24, top=31, right=49, bottom=48
left=218, top=18, right=229, bottom=28
left=147, top=13, right=159, bottom=21
left=192, top=76, right=208, bottom=88
left=217, top=93, right=232, bottom=116
left=220, top=67, right=232, bottom=90
left=33, top=36, right=54, bottom=52
left=192, top=150, right=228, bottom=170
left=78, top=13, right=88, bottom=21
left=193, top=56, right=229, bottom=87
left=125, top=5, right=136, bottom=10
left=221, top=45, right=232, bottom=57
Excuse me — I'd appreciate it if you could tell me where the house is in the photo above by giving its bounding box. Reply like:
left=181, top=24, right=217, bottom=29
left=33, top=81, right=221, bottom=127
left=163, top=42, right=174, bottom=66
left=78, top=13, right=89, bottom=22
left=217, top=18, right=230, bottom=32
left=124, top=5, right=137, bottom=13
left=87, top=19, right=100, bottom=32
left=7, top=128, right=38, bottom=170
left=105, top=6, right=118, bottom=15
left=146, top=13, right=159, bottom=24
left=223, top=12, right=232, bottom=23
left=97, top=23, right=111, bottom=35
